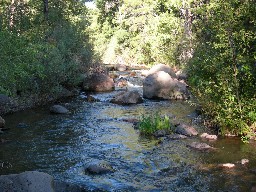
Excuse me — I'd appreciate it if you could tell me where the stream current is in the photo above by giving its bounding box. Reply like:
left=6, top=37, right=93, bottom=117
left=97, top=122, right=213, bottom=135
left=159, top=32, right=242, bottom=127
left=1, top=71, right=256, bottom=191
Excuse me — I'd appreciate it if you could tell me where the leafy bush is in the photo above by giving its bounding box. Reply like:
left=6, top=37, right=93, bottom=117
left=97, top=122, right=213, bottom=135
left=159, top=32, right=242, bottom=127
left=0, top=1, right=93, bottom=97
left=188, top=0, right=256, bottom=140
left=138, top=112, right=172, bottom=135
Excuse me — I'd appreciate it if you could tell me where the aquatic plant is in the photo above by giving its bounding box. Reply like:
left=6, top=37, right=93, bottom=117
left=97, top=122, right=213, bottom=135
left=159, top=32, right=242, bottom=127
left=138, top=112, right=172, bottom=135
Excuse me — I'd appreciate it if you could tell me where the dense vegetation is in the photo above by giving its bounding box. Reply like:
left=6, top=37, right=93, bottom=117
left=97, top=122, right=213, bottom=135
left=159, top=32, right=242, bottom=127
left=188, top=0, right=256, bottom=140
left=0, top=0, right=93, bottom=97
left=0, top=0, right=255, bottom=139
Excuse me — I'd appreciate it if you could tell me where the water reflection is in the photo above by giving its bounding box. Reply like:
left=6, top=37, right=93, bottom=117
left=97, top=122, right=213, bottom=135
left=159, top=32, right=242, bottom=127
left=1, top=95, right=256, bottom=191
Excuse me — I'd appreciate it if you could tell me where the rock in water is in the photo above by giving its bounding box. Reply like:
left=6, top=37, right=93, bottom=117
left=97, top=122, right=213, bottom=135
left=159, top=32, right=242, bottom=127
left=143, top=71, right=189, bottom=100
left=200, top=133, right=217, bottom=140
left=175, top=124, right=198, bottom=136
left=0, top=171, right=54, bottom=192
left=50, top=105, right=69, bottom=114
left=146, top=64, right=177, bottom=78
left=85, top=160, right=114, bottom=174
left=110, top=90, right=143, bottom=105
left=187, top=142, right=214, bottom=151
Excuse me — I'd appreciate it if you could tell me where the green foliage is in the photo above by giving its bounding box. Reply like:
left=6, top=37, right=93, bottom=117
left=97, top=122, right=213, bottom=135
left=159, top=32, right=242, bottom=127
left=138, top=112, right=172, bottom=135
left=188, top=0, right=256, bottom=140
left=90, top=0, right=184, bottom=65
left=0, top=0, right=93, bottom=97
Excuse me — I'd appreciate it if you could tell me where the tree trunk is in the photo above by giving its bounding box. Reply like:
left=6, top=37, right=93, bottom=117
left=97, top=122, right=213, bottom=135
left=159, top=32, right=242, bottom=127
left=43, top=0, right=48, bottom=20
left=9, top=0, right=15, bottom=30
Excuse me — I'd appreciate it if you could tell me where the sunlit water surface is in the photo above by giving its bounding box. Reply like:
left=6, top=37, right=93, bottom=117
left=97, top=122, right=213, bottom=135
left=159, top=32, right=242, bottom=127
left=1, top=90, right=256, bottom=191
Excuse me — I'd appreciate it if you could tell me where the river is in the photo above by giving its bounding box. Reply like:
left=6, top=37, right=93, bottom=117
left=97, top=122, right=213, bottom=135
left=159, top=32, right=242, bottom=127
left=1, top=71, right=256, bottom=191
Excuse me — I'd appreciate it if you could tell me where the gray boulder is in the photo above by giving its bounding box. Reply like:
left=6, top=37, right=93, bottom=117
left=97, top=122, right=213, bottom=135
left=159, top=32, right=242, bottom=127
left=50, top=105, right=69, bottom=114
left=110, top=90, right=143, bottom=105
left=0, top=171, right=54, bottom=192
left=82, top=73, right=114, bottom=92
left=143, top=71, right=190, bottom=100
left=0, top=94, right=11, bottom=105
left=175, top=124, right=198, bottom=136
left=146, top=64, right=177, bottom=78
left=85, top=160, right=114, bottom=174
left=0, top=116, right=5, bottom=128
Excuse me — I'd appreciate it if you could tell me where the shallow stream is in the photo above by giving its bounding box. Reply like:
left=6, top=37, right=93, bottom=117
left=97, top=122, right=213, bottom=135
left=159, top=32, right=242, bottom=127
left=1, top=71, right=256, bottom=191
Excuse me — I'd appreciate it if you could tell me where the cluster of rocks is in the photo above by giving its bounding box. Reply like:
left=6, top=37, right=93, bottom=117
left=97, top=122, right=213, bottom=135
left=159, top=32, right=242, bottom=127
left=79, top=63, right=190, bottom=106
left=0, top=160, right=116, bottom=192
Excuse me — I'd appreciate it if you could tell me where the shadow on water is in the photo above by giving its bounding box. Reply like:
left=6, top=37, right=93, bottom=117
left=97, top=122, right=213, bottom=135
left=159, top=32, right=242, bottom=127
left=1, top=93, right=256, bottom=191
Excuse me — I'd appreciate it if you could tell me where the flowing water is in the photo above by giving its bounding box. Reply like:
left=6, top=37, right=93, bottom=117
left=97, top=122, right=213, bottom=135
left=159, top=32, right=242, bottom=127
left=1, top=71, right=256, bottom=191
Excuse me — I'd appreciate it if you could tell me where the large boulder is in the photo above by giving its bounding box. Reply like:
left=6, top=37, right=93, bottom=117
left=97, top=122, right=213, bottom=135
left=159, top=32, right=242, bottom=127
left=82, top=73, right=114, bottom=92
left=144, top=64, right=177, bottom=78
left=50, top=105, right=69, bottom=114
left=143, top=71, right=190, bottom=100
left=110, top=90, right=143, bottom=105
left=0, top=116, right=5, bottom=128
left=0, top=171, right=54, bottom=192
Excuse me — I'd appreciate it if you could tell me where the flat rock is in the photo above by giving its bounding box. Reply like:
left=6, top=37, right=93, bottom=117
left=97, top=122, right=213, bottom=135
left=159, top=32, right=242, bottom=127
left=200, top=133, right=217, bottom=140
left=0, top=171, right=54, bottom=192
left=166, top=134, right=188, bottom=140
left=175, top=124, right=198, bottom=136
left=187, top=142, right=214, bottom=151
left=111, top=90, right=143, bottom=105
left=50, top=105, right=69, bottom=114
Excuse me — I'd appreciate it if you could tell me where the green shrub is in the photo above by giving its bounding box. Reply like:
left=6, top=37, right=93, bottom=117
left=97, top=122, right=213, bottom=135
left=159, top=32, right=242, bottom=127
left=188, top=0, right=256, bottom=140
left=138, top=112, right=172, bottom=135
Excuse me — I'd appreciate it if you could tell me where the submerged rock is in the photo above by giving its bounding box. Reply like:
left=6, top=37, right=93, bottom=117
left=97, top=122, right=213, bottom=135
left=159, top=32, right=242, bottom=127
left=111, top=90, right=143, bottom=105
left=17, top=122, right=29, bottom=128
left=0, top=171, right=54, bottom=192
left=166, top=134, right=188, bottom=140
left=187, top=142, right=214, bottom=151
left=153, top=129, right=172, bottom=137
left=86, top=95, right=100, bottom=102
left=85, top=160, right=115, bottom=174
left=50, top=105, right=69, bottom=114
left=175, top=124, right=198, bottom=136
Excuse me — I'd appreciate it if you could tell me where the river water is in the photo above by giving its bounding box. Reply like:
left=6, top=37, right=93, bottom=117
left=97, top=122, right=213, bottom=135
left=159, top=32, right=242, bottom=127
left=1, top=71, right=256, bottom=191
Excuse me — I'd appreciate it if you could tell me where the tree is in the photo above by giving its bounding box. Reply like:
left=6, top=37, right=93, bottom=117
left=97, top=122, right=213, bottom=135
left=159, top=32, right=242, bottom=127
left=188, top=0, right=256, bottom=140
